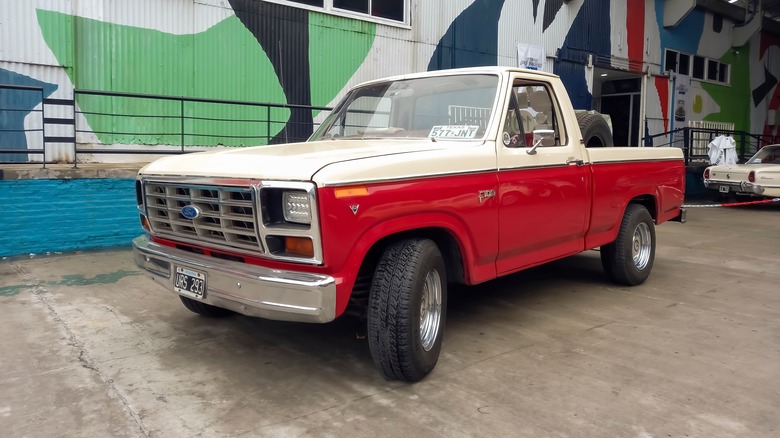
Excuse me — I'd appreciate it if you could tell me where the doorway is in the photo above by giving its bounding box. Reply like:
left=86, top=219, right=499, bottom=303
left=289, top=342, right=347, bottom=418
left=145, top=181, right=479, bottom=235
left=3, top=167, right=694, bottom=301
left=600, top=79, right=641, bottom=146
left=592, top=68, right=643, bottom=146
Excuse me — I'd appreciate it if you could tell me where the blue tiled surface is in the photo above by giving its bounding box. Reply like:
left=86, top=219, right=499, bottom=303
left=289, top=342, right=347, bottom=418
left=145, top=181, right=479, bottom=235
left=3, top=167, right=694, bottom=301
left=0, top=178, right=142, bottom=257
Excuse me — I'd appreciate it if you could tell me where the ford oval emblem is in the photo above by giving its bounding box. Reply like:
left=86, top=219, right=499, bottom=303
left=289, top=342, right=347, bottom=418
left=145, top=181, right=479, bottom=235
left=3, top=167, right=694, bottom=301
left=181, top=205, right=200, bottom=220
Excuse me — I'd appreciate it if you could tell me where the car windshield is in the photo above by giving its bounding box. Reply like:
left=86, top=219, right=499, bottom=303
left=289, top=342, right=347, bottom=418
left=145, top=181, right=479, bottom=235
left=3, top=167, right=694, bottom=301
left=310, top=74, right=500, bottom=142
left=747, top=146, right=780, bottom=164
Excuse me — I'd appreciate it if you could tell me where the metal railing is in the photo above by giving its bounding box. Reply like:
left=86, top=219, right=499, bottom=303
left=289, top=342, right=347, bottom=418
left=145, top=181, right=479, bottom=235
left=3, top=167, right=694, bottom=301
left=1, top=86, right=331, bottom=166
left=0, top=84, right=48, bottom=164
left=643, top=127, right=768, bottom=166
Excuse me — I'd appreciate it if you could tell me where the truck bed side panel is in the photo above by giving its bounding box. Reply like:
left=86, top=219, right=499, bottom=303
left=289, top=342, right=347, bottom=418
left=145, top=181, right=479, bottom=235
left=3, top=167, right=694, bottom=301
left=586, top=148, right=685, bottom=249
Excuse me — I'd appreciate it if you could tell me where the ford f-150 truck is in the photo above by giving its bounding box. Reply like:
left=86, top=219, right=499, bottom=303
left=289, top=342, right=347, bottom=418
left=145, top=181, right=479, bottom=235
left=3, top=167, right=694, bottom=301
left=133, top=66, right=686, bottom=382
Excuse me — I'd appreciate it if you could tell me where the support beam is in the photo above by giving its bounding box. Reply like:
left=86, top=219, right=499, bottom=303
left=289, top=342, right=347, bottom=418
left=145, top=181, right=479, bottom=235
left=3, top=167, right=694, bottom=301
left=664, top=0, right=696, bottom=27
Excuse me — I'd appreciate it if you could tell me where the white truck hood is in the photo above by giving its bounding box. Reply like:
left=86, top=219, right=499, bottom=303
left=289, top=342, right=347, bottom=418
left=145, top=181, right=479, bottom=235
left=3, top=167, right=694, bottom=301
left=138, top=139, right=449, bottom=181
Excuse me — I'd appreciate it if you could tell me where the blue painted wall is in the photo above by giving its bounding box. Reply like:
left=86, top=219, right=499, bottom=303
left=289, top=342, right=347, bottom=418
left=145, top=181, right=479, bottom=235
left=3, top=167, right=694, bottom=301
left=0, top=68, right=58, bottom=162
left=0, top=178, right=142, bottom=257
left=554, top=0, right=612, bottom=110
left=654, top=0, right=706, bottom=56
left=427, top=0, right=505, bottom=71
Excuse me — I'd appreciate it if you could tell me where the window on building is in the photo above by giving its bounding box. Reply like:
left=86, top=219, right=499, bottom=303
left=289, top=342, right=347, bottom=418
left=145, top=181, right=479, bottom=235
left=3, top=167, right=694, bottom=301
left=664, top=49, right=729, bottom=85
left=692, top=56, right=705, bottom=80
left=664, top=50, right=678, bottom=73
left=372, top=0, right=403, bottom=21
left=665, top=50, right=691, bottom=76
left=719, top=63, right=729, bottom=83
left=288, top=0, right=324, bottom=6
left=334, top=0, right=368, bottom=14
left=678, top=54, right=690, bottom=76
left=707, top=59, right=720, bottom=81
left=266, top=0, right=407, bottom=24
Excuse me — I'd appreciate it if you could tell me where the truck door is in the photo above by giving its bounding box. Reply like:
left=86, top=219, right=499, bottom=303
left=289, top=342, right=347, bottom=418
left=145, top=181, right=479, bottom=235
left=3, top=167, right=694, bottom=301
left=495, top=79, right=590, bottom=274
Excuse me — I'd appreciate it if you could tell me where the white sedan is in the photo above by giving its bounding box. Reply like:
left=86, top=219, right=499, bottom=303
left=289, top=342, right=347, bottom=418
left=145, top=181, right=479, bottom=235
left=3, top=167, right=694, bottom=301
left=703, top=145, right=780, bottom=199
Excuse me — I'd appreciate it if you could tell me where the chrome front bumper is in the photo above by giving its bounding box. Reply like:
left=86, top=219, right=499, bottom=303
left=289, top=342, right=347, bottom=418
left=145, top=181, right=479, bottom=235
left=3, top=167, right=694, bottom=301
left=703, top=179, right=765, bottom=195
left=132, top=235, right=336, bottom=323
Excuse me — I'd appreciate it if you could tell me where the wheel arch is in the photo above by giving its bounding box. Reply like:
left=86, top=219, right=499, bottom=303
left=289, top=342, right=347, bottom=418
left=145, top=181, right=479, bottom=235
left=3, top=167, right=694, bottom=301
left=343, top=226, right=467, bottom=320
left=628, top=194, right=658, bottom=222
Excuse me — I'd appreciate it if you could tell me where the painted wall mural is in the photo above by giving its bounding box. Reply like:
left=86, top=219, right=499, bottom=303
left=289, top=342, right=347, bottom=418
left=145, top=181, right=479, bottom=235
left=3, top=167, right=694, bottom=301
left=1, top=0, right=778, bottom=161
left=34, top=3, right=374, bottom=148
left=0, top=68, right=57, bottom=162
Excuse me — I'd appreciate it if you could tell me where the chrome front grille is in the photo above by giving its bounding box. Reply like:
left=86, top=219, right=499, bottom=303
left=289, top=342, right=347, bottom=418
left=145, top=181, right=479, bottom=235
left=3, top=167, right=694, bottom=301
left=144, top=182, right=263, bottom=253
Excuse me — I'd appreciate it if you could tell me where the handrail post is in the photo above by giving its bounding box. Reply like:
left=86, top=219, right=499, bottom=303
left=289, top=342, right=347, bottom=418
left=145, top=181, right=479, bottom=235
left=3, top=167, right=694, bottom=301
left=73, top=90, right=78, bottom=168
left=740, top=131, right=746, bottom=162
left=180, top=98, right=185, bottom=152
left=266, top=106, right=271, bottom=145
left=41, top=88, right=47, bottom=169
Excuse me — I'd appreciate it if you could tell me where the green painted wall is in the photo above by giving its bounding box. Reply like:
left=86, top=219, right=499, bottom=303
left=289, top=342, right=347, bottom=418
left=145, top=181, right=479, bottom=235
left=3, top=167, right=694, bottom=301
left=37, top=10, right=288, bottom=146
left=308, top=12, right=376, bottom=114
left=702, top=45, right=751, bottom=133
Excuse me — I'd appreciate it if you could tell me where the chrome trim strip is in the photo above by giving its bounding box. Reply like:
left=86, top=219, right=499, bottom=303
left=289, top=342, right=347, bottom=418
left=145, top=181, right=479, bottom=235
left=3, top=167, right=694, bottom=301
left=590, top=158, right=684, bottom=165
left=703, top=179, right=765, bottom=194
left=498, top=163, right=574, bottom=172
left=320, top=168, right=496, bottom=187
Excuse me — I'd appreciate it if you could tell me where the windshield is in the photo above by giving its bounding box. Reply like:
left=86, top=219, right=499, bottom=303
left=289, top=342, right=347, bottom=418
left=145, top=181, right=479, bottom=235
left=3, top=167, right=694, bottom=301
left=310, top=74, right=500, bottom=142
left=746, top=146, right=780, bottom=164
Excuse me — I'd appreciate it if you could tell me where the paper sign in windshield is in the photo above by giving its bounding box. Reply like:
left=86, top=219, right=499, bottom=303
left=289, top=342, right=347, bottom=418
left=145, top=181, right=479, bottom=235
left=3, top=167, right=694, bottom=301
left=428, top=125, right=479, bottom=139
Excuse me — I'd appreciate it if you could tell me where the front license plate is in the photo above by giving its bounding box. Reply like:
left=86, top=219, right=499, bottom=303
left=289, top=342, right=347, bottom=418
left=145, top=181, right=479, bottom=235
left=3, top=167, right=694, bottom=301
left=174, top=266, right=206, bottom=299
left=719, top=185, right=730, bottom=193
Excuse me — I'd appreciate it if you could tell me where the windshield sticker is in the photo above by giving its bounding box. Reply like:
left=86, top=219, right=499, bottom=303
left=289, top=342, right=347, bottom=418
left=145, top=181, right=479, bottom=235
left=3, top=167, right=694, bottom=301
left=428, top=125, right=479, bottom=139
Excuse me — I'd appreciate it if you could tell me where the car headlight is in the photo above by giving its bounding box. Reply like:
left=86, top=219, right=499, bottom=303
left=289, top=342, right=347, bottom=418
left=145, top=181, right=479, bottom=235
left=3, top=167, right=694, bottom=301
left=283, top=191, right=312, bottom=224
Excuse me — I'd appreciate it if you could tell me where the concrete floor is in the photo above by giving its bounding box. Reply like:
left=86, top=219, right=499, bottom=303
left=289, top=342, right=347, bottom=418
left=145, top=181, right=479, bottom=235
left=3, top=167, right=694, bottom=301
left=1, top=204, right=778, bottom=437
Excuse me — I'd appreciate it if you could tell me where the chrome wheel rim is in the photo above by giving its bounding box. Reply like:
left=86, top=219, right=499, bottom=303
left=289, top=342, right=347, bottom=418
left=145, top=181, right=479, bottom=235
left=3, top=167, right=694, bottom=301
left=632, top=222, right=652, bottom=270
left=419, top=269, right=442, bottom=352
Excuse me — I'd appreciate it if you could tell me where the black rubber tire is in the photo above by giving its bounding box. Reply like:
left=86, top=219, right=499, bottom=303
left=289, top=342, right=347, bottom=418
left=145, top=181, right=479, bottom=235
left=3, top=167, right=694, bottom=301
left=577, top=112, right=614, bottom=147
left=367, top=238, right=447, bottom=382
left=734, top=194, right=754, bottom=204
left=600, top=204, right=656, bottom=286
left=179, top=296, right=233, bottom=317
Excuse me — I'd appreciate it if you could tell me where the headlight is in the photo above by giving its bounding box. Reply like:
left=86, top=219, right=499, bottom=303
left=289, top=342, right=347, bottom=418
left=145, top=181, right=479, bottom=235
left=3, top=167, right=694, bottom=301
left=283, top=191, right=312, bottom=224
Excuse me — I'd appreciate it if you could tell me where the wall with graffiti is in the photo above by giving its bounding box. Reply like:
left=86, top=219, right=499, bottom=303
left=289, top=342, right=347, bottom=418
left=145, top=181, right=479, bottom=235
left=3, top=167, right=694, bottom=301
left=0, top=0, right=776, bottom=162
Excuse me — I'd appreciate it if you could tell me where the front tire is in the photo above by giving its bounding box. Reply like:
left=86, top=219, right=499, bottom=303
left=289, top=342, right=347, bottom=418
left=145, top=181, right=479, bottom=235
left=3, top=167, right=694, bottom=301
left=600, top=204, right=656, bottom=286
left=179, top=296, right=233, bottom=317
left=367, top=239, right=447, bottom=382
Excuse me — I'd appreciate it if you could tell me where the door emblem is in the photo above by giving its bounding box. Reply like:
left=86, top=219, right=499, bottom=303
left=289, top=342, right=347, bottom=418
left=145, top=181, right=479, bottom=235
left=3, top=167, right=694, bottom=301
left=349, top=205, right=359, bottom=215
left=478, top=190, right=496, bottom=203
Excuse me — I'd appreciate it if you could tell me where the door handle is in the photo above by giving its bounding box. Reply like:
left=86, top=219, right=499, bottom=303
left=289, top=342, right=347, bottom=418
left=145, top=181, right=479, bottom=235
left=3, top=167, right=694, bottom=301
left=566, top=158, right=584, bottom=166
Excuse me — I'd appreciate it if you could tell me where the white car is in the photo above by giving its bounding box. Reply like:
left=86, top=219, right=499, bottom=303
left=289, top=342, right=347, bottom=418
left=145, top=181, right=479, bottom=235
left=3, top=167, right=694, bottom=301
left=704, top=144, right=780, bottom=199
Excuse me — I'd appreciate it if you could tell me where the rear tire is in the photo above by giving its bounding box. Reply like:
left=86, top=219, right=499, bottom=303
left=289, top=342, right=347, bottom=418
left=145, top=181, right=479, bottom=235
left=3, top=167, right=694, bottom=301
left=179, top=296, right=233, bottom=317
left=600, top=204, right=655, bottom=285
left=367, top=238, right=447, bottom=382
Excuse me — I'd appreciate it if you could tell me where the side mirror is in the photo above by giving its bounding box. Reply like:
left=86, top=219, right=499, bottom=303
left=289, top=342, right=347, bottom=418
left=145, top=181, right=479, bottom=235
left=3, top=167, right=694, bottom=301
left=527, top=129, right=555, bottom=155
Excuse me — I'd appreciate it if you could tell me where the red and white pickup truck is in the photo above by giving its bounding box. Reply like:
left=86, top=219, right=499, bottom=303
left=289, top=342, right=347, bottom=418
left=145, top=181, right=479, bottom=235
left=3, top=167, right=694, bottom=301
left=133, top=67, right=686, bottom=382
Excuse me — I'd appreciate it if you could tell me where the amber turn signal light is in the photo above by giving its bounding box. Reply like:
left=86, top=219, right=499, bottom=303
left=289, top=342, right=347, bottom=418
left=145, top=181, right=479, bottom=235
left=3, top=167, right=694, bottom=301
left=285, top=236, right=314, bottom=257
left=140, top=214, right=150, bottom=232
left=334, top=186, right=369, bottom=198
